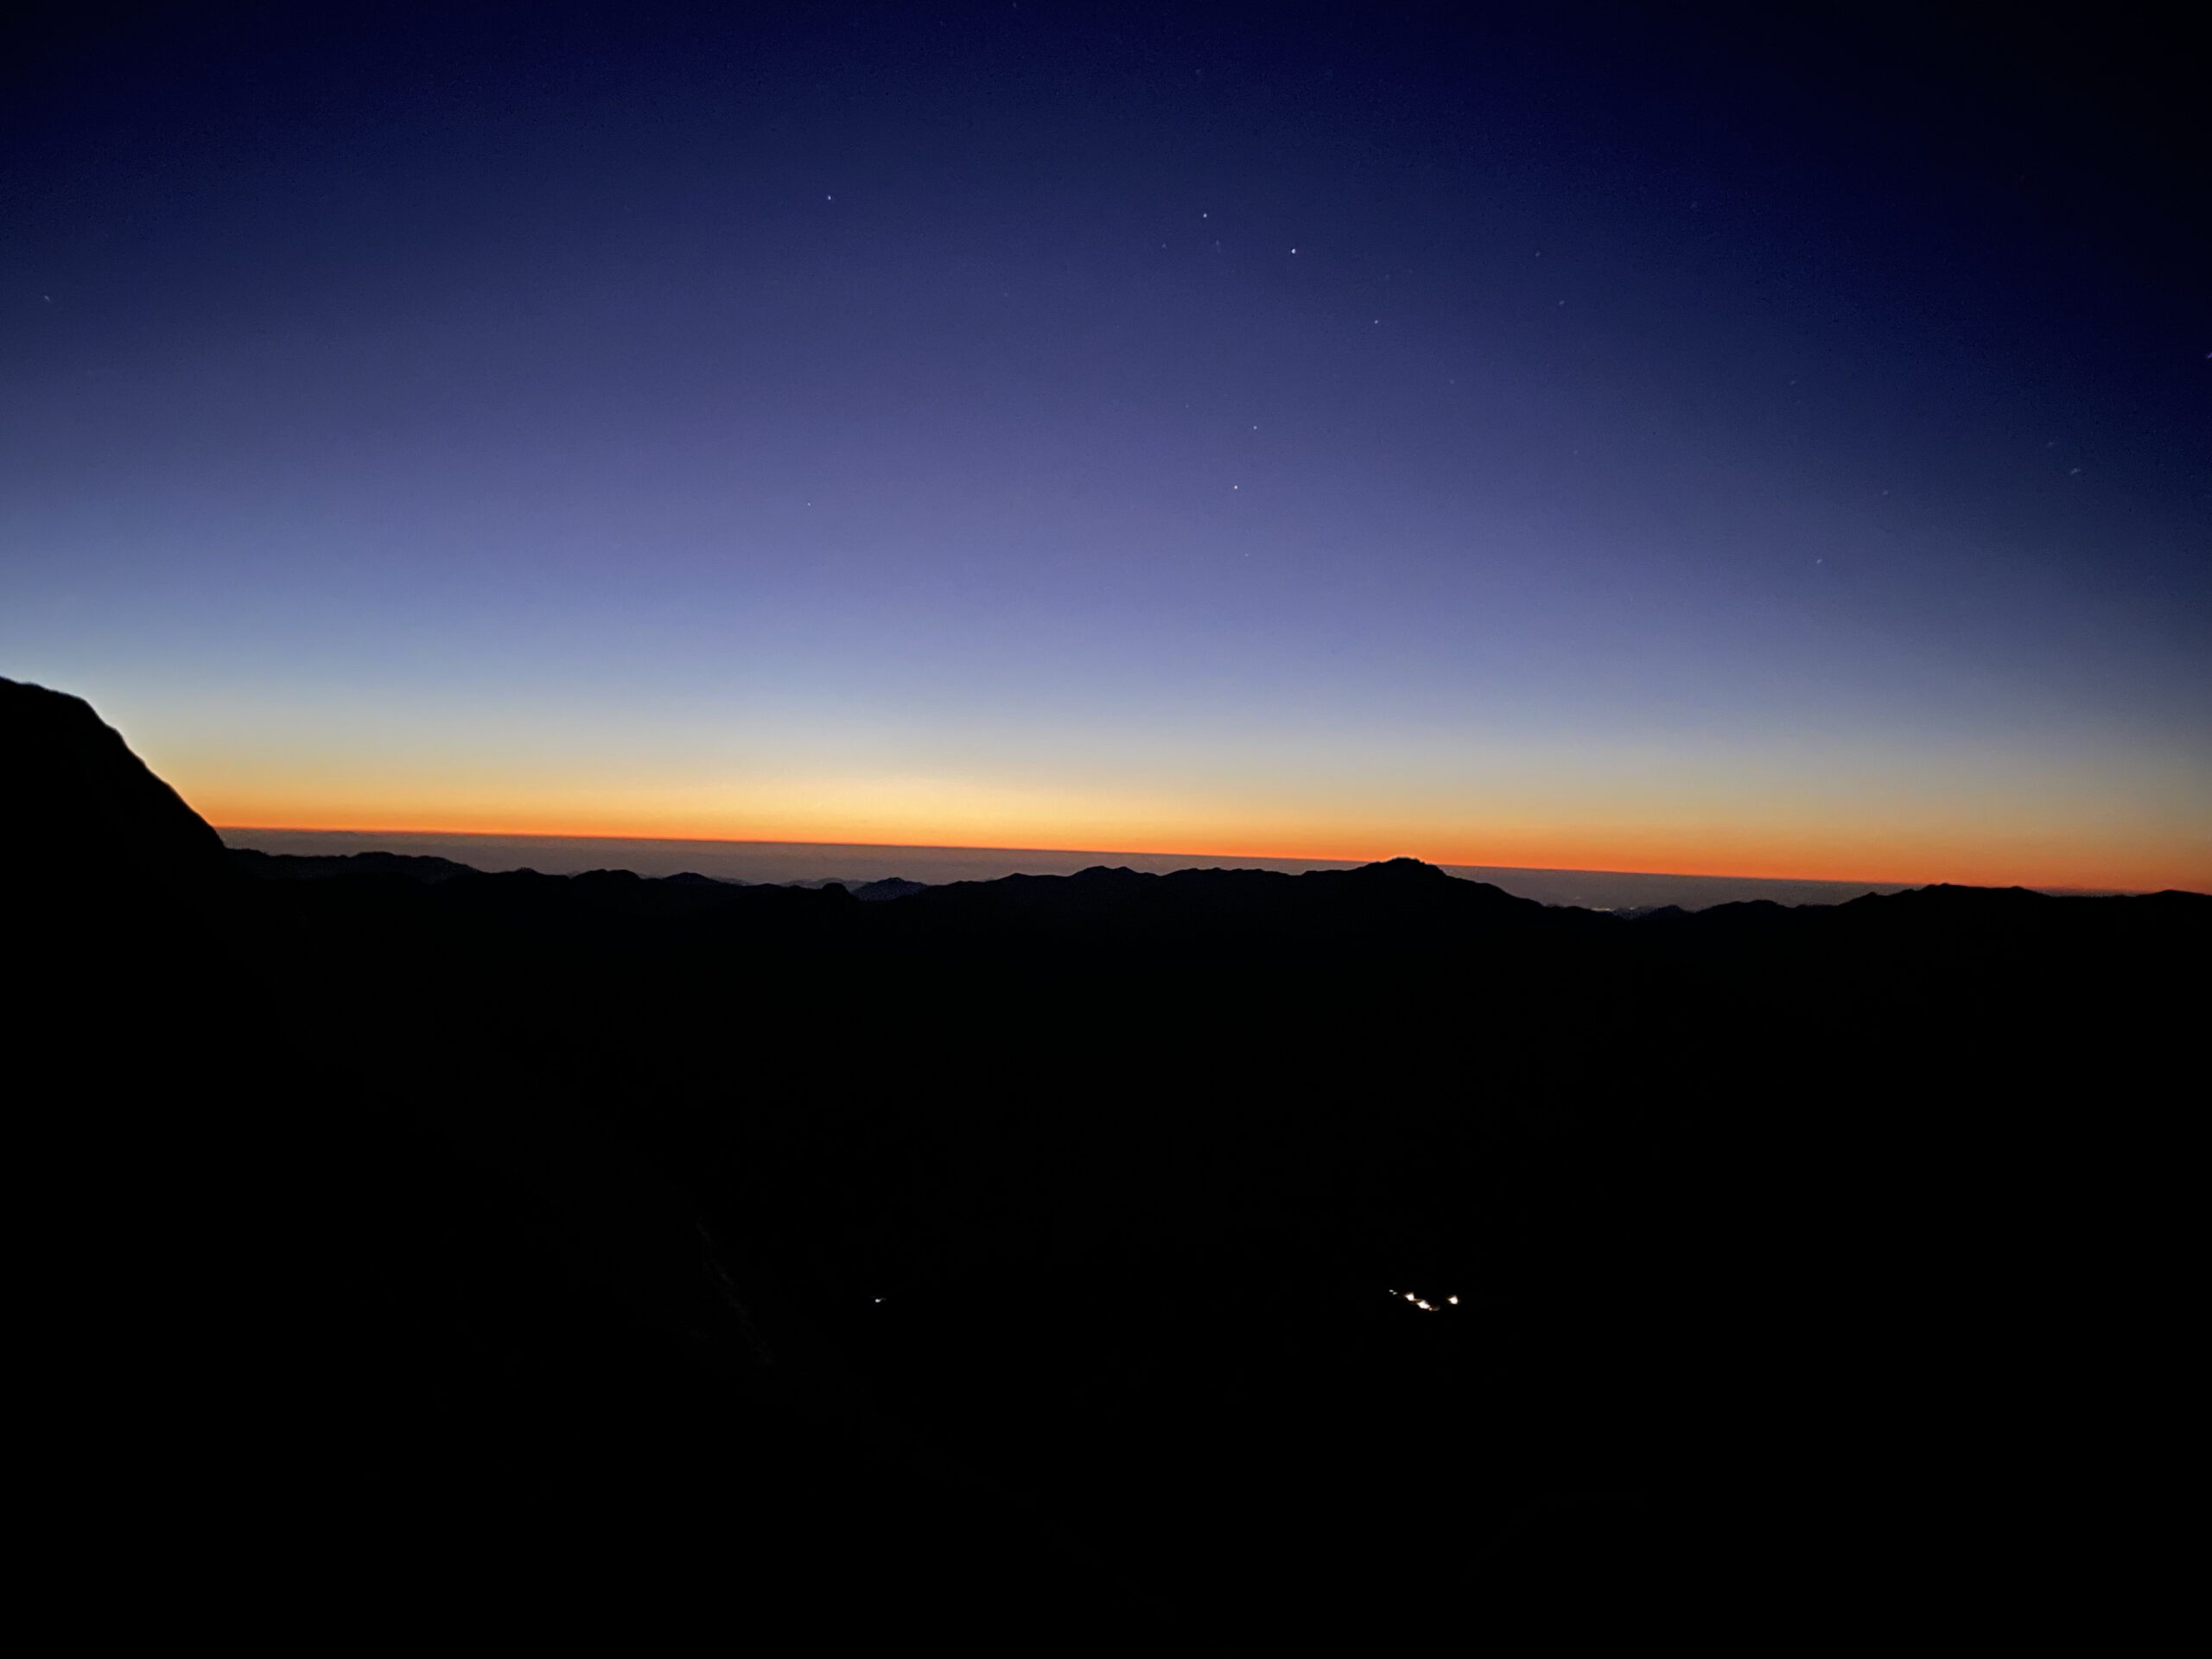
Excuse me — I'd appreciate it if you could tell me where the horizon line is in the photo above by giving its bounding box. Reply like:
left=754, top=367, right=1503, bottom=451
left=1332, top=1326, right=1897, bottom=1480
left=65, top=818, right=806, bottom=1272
left=209, top=823, right=1968, bottom=893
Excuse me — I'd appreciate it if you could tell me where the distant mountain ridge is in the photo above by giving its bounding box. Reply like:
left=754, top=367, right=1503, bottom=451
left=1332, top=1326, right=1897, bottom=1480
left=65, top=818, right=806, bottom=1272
left=210, top=842, right=2210, bottom=939
left=219, top=825, right=1993, bottom=910
left=10, top=677, right=2205, bottom=1637
left=227, top=846, right=479, bottom=884
left=7, top=668, right=2196, bottom=940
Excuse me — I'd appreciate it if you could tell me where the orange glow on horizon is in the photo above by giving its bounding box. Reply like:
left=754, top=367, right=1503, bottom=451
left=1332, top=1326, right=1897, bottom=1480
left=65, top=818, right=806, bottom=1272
left=205, top=807, right=2208, bottom=893
left=174, top=737, right=2208, bottom=897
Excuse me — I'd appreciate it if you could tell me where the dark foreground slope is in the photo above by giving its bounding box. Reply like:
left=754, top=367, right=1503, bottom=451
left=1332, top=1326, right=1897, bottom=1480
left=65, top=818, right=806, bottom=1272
left=8, top=677, right=2202, bottom=1640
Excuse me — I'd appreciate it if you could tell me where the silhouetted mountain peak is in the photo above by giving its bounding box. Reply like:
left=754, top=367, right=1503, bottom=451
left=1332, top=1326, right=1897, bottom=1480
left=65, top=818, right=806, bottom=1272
left=1858, top=882, right=2048, bottom=907
left=851, top=876, right=931, bottom=901
left=1350, top=856, right=1453, bottom=881
left=2, top=674, right=227, bottom=887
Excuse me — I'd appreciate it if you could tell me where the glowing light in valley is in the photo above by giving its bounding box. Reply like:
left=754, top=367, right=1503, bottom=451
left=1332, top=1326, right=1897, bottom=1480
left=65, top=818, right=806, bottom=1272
left=1389, top=1287, right=1458, bottom=1313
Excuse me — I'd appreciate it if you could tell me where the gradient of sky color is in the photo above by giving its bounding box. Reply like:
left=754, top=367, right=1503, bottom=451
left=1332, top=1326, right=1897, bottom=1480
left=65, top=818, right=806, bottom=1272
left=4, top=3, right=2206, bottom=888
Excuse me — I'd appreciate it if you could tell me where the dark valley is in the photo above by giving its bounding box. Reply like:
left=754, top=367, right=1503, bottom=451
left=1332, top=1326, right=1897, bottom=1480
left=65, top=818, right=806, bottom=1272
left=8, top=675, right=2199, bottom=1640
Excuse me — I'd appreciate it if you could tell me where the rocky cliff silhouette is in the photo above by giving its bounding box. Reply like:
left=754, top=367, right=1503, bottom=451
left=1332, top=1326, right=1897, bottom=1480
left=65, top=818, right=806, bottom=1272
left=10, top=679, right=2200, bottom=1639
left=1, top=676, right=226, bottom=886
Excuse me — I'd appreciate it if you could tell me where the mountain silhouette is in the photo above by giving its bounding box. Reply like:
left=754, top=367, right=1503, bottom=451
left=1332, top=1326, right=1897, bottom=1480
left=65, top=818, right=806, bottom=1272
left=851, top=875, right=930, bottom=900
left=2, top=675, right=226, bottom=887
left=10, top=679, right=2201, bottom=1638
left=226, top=846, right=478, bottom=884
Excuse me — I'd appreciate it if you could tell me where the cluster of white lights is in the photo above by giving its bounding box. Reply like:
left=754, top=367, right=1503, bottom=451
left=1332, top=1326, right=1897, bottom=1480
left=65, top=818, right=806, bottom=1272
left=1387, top=1289, right=1461, bottom=1313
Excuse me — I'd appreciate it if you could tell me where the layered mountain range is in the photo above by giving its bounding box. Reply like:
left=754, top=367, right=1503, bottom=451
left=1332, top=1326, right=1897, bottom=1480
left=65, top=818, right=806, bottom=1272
left=8, top=674, right=2198, bottom=1638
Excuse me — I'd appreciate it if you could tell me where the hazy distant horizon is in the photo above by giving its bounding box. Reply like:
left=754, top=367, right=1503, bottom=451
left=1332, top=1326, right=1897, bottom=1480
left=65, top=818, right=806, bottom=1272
left=219, top=824, right=2081, bottom=910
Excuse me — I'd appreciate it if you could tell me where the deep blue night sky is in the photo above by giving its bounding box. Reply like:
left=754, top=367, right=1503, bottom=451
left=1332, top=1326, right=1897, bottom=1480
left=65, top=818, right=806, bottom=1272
left=4, top=3, right=2205, bottom=885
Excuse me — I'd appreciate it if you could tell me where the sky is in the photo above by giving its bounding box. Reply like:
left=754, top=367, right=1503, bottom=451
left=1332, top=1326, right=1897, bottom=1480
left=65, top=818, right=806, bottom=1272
left=4, top=2, right=2207, bottom=889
